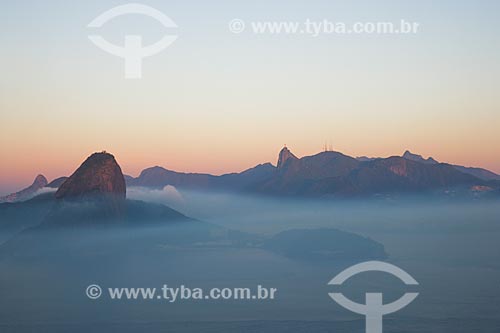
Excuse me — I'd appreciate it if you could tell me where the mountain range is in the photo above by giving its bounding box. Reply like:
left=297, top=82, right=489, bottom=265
left=125, top=147, right=500, bottom=198
left=0, top=151, right=385, bottom=263
left=0, top=152, right=215, bottom=254
left=2, top=147, right=499, bottom=201
left=400, top=150, right=500, bottom=181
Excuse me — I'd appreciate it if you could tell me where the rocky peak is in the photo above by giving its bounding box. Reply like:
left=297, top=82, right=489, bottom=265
left=55, top=152, right=126, bottom=200
left=402, top=150, right=438, bottom=165
left=33, top=174, right=49, bottom=188
left=0, top=174, right=48, bottom=203
left=277, top=146, right=298, bottom=169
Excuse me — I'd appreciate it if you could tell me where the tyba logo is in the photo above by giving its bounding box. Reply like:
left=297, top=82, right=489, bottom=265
left=87, top=3, right=178, bottom=79
left=328, top=261, right=419, bottom=333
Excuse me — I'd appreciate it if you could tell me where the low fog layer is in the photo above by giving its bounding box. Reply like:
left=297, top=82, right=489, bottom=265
left=127, top=186, right=500, bottom=235
left=0, top=187, right=499, bottom=332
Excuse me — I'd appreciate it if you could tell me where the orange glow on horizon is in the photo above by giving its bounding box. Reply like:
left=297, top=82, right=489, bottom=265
left=1, top=141, right=498, bottom=194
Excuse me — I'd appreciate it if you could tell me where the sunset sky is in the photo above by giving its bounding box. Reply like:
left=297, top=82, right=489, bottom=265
left=1, top=0, right=499, bottom=194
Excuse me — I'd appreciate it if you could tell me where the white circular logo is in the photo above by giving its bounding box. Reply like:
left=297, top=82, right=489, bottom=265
left=328, top=261, right=419, bottom=333
left=229, top=19, right=245, bottom=34
left=86, top=284, right=102, bottom=299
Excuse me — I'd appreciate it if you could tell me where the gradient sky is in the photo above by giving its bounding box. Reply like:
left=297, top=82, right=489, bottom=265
left=1, top=0, right=499, bottom=194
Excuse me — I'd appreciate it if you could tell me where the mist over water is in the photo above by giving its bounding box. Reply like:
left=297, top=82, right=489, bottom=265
left=1, top=188, right=500, bottom=332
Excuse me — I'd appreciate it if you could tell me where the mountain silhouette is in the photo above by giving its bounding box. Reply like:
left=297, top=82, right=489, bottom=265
left=3, top=152, right=191, bottom=229
left=402, top=150, right=439, bottom=165
left=122, top=147, right=496, bottom=198
left=0, top=174, right=48, bottom=203
left=255, top=150, right=486, bottom=197
left=402, top=150, right=500, bottom=181
left=0, top=152, right=211, bottom=255
left=128, top=163, right=276, bottom=191
left=10, top=147, right=499, bottom=199
left=45, top=176, right=68, bottom=188
left=452, top=165, right=500, bottom=181
left=0, top=151, right=388, bottom=263
left=56, top=152, right=126, bottom=200
left=263, top=228, right=387, bottom=261
left=258, top=150, right=359, bottom=195
left=277, top=146, right=298, bottom=169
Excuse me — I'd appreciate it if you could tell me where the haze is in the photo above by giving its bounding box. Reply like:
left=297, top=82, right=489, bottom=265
left=1, top=0, right=499, bottom=193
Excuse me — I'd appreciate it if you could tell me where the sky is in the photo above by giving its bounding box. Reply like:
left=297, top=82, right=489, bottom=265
left=0, top=0, right=499, bottom=194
